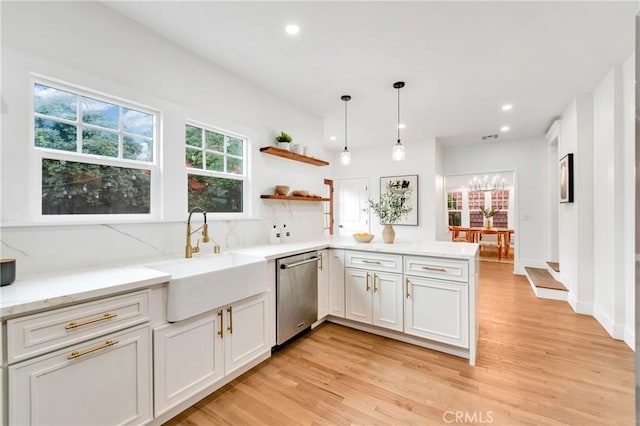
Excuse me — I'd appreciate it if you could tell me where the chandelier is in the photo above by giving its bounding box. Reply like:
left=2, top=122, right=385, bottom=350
left=469, top=175, right=505, bottom=192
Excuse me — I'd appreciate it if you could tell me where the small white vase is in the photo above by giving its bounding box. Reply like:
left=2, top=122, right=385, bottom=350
left=278, top=142, right=290, bottom=150
left=382, top=224, right=396, bottom=244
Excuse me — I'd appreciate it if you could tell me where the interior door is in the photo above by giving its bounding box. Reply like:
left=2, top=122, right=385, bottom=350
left=337, top=177, right=369, bottom=237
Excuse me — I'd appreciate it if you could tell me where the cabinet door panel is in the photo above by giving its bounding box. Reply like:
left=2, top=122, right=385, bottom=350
left=328, top=250, right=345, bottom=317
left=154, top=312, right=224, bottom=416
left=225, top=294, right=268, bottom=376
left=405, top=277, right=469, bottom=348
left=9, top=324, right=151, bottom=426
left=345, top=268, right=372, bottom=324
left=317, top=250, right=329, bottom=319
left=372, top=272, right=403, bottom=331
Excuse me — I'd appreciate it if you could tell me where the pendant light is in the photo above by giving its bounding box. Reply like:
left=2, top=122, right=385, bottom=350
left=392, top=81, right=405, bottom=161
left=340, top=95, right=352, bottom=165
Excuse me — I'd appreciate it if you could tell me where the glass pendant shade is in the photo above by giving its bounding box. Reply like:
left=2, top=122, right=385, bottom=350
left=392, top=141, right=405, bottom=161
left=340, top=148, right=351, bottom=165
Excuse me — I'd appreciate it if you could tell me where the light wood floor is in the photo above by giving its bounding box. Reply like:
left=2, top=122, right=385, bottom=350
left=165, top=262, right=634, bottom=425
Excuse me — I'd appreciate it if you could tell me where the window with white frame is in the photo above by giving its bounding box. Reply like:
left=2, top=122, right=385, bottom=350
left=185, top=123, right=247, bottom=213
left=33, top=80, right=158, bottom=217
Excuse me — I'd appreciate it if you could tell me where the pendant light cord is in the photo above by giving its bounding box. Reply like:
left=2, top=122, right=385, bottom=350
left=397, top=86, right=400, bottom=142
left=344, top=98, right=348, bottom=150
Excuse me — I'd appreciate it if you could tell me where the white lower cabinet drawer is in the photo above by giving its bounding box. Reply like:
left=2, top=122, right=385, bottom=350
left=9, top=324, right=152, bottom=426
left=404, top=256, right=468, bottom=283
left=7, top=289, right=150, bottom=364
left=345, top=251, right=403, bottom=273
left=404, top=276, right=469, bottom=348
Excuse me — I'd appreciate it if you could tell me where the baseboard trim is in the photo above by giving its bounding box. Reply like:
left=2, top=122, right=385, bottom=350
left=568, top=295, right=593, bottom=315
left=593, top=305, right=624, bottom=339
left=624, top=326, right=635, bottom=350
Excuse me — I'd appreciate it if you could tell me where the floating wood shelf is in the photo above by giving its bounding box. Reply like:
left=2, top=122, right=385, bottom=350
left=260, top=195, right=330, bottom=202
left=260, top=146, right=329, bottom=166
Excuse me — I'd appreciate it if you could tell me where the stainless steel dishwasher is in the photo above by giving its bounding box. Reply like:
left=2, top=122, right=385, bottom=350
left=276, top=251, right=319, bottom=345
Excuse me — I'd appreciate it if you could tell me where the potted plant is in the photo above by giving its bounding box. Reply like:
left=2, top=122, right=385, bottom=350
left=365, top=181, right=412, bottom=243
left=479, top=206, right=500, bottom=229
left=275, top=131, right=293, bottom=150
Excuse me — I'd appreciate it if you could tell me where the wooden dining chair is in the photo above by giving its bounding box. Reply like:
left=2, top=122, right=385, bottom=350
left=478, top=231, right=502, bottom=259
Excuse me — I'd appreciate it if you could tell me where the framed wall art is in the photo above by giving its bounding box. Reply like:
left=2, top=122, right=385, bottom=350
left=379, top=174, right=418, bottom=225
left=559, top=153, right=574, bottom=203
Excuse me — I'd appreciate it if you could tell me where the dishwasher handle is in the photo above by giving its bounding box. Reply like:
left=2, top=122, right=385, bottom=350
left=280, top=256, right=320, bottom=269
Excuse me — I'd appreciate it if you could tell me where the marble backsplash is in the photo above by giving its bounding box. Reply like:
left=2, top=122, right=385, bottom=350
left=0, top=201, right=326, bottom=279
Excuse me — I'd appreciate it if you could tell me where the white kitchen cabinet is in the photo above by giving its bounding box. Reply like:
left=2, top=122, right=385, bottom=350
left=9, top=324, right=152, bottom=426
left=153, top=292, right=268, bottom=416
left=345, top=268, right=403, bottom=332
left=224, top=293, right=269, bottom=376
left=317, top=249, right=329, bottom=320
left=327, top=249, right=345, bottom=317
left=153, top=311, right=224, bottom=417
left=404, top=276, right=469, bottom=348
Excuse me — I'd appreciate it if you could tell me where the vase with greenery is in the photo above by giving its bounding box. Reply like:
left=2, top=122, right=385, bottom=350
left=365, top=181, right=412, bottom=243
left=275, top=131, right=293, bottom=150
left=479, top=206, right=500, bottom=229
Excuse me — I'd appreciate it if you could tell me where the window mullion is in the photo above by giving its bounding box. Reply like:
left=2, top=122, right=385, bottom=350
left=118, top=106, right=124, bottom=159
left=76, top=96, right=82, bottom=154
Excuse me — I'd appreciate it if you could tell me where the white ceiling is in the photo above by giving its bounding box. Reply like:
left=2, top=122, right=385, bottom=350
left=104, top=1, right=636, bottom=151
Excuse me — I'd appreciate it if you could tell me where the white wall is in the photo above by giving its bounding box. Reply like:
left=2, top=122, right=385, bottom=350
left=0, top=2, right=328, bottom=277
left=558, top=51, right=634, bottom=349
left=441, top=137, right=549, bottom=274
left=622, top=53, right=635, bottom=348
left=559, top=95, right=594, bottom=314
left=331, top=141, right=438, bottom=242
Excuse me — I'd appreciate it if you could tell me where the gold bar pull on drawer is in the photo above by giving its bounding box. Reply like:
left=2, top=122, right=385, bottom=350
left=421, top=266, right=447, bottom=272
left=65, top=313, right=118, bottom=330
left=362, top=259, right=382, bottom=265
left=67, top=339, right=119, bottom=360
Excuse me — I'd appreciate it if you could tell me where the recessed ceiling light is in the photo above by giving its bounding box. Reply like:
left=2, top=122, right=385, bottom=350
left=398, top=123, right=406, bottom=129
left=285, top=24, right=300, bottom=35
left=501, top=126, right=510, bottom=132
left=330, top=136, right=337, bottom=141
left=501, top=104, right=513, bottom=111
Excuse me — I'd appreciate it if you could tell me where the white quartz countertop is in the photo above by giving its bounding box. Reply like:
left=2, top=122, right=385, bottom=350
left=1, top=238, right=477, bottom=319
left=0, top=266, right=170, bottom=318
left=234, top=238, right=478, bottom=260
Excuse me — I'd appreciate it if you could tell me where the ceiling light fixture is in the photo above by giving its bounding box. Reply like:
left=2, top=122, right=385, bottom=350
left=501, top=126, right=510, bottom=132
left=468, top=175, right=505, bottom=192
left=285, top=24, right=300, bottom=35
left=392, top=81, right=405, bottom=161
left=398, top=123, right=406, bottom=129
left=330, top=136, right=336, bottom=141
left=501, top=104, right=513, bottom=111
left=340, top=95, right=352, bottom=166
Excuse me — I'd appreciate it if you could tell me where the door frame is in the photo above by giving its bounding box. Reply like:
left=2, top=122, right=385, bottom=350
left=336, top=176, right=370, bottom=237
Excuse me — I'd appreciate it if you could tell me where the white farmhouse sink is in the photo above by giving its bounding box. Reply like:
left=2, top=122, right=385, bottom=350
left=146, top=253, right=267, bottom=322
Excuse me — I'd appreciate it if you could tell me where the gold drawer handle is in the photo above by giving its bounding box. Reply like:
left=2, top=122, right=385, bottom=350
left=373, top=273, right=378, bottom=292
left=65, top=313, right=117, bottom=330
left=405, top=278, right=411, bottom=299
left=217, top=310, right=224, bottom=339
left=67, top=339, right=119, bottom=360
left=365, top=272, right=370, bottom=291
left=227, top=306, right=233, bottom=334
left=362, top=259, right=382, bottom=265
left=421, top=266, right=447, bottom=272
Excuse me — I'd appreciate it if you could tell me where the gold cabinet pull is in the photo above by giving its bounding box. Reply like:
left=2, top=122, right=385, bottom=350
left=373, top=273, right=378, bottom=292
left=65, top=313, right=117, bottom=330
left=217, top=310, right=224, bottom=338
left=405, top=278, right=411, bottom=299
left=365, top=272, right=370, bottom=291
left=421, top=266, right=447, bottom=272
left=67, top=339, right=118, bottom=360
left=227, top=306, right=233, bottom=334
left=319, top=252, right=324, bottom=271
left=362, top=259, right=381, bottom=265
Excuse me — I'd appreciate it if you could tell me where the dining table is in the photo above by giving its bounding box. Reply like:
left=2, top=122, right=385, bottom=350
left=450, top=226, right=514, bottom=259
